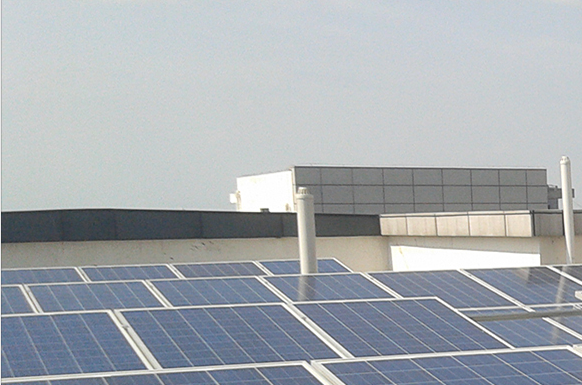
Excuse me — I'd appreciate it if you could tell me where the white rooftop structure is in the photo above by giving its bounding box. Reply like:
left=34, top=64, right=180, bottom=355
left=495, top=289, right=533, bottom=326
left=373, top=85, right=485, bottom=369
left=232, top=165, right=561, bottom=215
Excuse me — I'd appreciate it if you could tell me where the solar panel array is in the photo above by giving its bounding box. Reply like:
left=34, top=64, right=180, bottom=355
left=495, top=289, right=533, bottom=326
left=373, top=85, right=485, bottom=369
left=2, top=259, right=582, bottom=384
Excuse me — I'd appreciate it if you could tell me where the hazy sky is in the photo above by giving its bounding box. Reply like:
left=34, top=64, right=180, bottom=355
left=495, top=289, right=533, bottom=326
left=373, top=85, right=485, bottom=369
left=2, top=0, right=581, bottom=211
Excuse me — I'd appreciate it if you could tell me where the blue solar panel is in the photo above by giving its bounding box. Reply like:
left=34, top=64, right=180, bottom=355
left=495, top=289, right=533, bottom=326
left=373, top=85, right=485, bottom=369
left=30, top=282, right=163, bottom=312
left=82, top=265, right=177, bottom=281
left=23, top=380, right=107, bottom=385
left=296, top=299, right=506, bottom=357
left=152, top=277, right=281, bottom=306
left=160, top=366, right=325, bottom=385
left=551, top=314, right=582, bottom=335
left=260, top=259, right=350, bottom=275
left=323, top=348, right=582, bottom=385
left=174, top=262, right=265, bottom=278
left=371, top=270, right=515, bottom=308
left=2, top=268, right=83, bottom=285
left=477, top=317, right=582, bottom=347
left=122, top=305, right=339, bottom=368
left=13, top=365, right=326, bottom=385
left=265, top=274, right=393, bottom=302
left=556, top=264, right=582, bottom=281
left=2, top=286, right=33, bottom=315
left=467, top=266, right=582, bottom=305
left=1, top=313, right=145, bottom=378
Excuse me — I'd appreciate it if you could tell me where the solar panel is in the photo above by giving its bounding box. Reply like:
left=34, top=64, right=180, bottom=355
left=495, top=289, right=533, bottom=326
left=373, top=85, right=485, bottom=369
left=159, top=365, right=326, bottom=385
left=174, top=262, right=265, bottom=278
left=477, top=317, right=582, bottom=347
left=1, top=312, right=146, bottom=378
left=260, top=259, right=350, bottom=275
left=322, top=348, right=582, bottom=385
left=1, top=268, right=84, bottom=285
left=1, top=286, right=33, bottom=315
left=296, top=299, right=507, bottom=357
left=467, top=266, right=582, bottom=305
left=370, top=270, right=515, bottom=309
left=16, top=379, right=107, bottom=385
left=29, top=282, right=163, bottom=312
left=82, top=265, right=177, bottom=281
left=265, top=274, right=393, bottom=302
left=121, top=305, right=339, bottom=368
left=556, top=264, right=582, bottom=281
left=551, top=314, right=582, bottom=335
left=152, top=277, right=281, bottom=306
left=12, top=364, right=328, bottom=385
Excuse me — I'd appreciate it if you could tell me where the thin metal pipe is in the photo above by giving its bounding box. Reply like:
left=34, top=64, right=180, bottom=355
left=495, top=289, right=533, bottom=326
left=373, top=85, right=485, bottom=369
left=560, top=156, right=575, bottom=265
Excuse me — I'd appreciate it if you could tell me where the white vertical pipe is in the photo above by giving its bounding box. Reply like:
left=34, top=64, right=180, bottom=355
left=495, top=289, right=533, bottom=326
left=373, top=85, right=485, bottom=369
left=560, top=156, right=575, bottom=265
left=297, top=187, right=318, bottom=274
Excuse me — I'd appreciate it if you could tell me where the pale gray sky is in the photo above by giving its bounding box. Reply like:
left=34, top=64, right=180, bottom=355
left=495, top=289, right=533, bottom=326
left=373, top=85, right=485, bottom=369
left=2, top=0, right=581, bottom=211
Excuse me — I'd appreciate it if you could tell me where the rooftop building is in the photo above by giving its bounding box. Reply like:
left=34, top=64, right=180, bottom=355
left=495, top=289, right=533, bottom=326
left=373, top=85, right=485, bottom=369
left=232, top=165, right=565, bottom=214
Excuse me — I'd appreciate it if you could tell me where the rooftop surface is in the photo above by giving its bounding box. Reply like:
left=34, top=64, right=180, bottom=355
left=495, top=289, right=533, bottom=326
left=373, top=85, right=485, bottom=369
left=2, top=259, right=582, bottom=384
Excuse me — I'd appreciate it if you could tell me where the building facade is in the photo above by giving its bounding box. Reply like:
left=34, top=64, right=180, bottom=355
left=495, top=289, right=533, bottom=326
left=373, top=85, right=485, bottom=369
left=233, top=166, right=557, bottom=214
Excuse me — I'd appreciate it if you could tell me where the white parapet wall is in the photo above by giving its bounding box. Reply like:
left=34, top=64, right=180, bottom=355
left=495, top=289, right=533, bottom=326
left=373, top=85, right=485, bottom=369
left=1, top=236, right=391, bottom=273
left=380, top=210, right=582, bottom=269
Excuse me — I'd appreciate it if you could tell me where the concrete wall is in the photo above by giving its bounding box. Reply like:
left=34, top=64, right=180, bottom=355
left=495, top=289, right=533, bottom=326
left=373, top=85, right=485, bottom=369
left=1, top=236, right=392, bottom=273
left=386, top=234, right=582, bottom=266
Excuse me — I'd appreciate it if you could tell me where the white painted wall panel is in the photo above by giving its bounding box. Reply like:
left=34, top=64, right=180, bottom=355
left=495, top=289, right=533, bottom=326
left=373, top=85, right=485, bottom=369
left=236, top=171, right=294, bottom=212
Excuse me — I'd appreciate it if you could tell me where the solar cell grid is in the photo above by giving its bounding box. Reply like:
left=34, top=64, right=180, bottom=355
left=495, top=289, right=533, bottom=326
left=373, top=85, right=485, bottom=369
left=556, top=264, right=582, bottom=281
left=29, top=281, right=163, bottom=312
left=371, top=270, right=515, bottom=308
left=1, top=286, right=34, bottom=314
left=121, top=305, right=339, bottom=369
left=1, top=313, right=145, bottom=378
left=174, top=262, right=265, bottom=278
left=82, top=265, right=177, bottom=281
left=1, top=268, right=83, bottom=285
left=12, top=365, right=327, bottom=385
left=323, top=348, right=582, bottom=385
left=296, top=299, right=507, bottom=358
left=467, top=266, right=582, bottom=305
left=551, top=314, right=582, bottom=335
left=152, top=277, right=281, bottom=306
left=265, top=274, right=393, bottom=302
left=260, top=259, right=350, bottom=275
left=477, top=317, right=582, bottom=347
